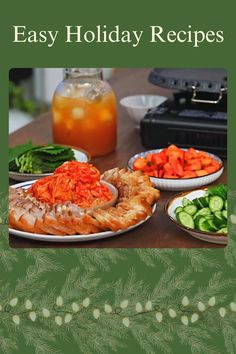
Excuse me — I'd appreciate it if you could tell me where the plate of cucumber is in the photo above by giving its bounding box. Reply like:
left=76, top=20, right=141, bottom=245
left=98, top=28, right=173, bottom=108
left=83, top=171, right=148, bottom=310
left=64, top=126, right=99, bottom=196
left=165, top=184, right=228, bottom=244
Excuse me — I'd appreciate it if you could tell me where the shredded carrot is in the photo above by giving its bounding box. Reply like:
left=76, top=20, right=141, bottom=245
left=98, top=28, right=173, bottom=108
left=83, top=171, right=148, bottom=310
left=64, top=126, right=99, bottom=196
left=28, top=161, right=112, bottom=208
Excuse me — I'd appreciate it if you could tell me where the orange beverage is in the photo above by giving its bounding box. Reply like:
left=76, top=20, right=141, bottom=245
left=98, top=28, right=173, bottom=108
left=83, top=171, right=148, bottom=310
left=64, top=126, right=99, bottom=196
left=52, top=68, right=117, bottom=157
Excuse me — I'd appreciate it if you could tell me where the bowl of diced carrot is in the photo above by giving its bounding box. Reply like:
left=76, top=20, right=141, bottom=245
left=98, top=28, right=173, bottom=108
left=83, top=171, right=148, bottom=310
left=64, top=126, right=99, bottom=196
left=128, top=145, right=224, bottom=191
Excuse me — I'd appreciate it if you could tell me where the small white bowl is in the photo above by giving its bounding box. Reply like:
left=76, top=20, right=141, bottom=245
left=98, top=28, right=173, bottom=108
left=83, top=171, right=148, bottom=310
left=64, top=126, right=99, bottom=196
left=10, top=179, right=118, bottom=211
left=93, top=181, right=118, bottom=210
left=165, top=188, right=227, bottom=244
left=128, top=149, right=224, bottom=191
left=120, top=95, right=167, bottom=127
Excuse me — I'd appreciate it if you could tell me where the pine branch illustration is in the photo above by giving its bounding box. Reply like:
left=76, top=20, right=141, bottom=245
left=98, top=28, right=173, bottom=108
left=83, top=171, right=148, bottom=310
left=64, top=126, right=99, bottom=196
left=0, top=194, right=18, bottom=272
left=0, top=249, right=18, bottom=271
left=135, top=249, right=174, bottom=268
left=1, top=186, right=236, bottom=354
left=222, top=324, right=236, bottom=354
left=0, top=267, right=236, bottom=354
left=72, top=249, right=127, bottom=271
left=113, top=268, right=151, bottom=308
left=192, top=271, right=236, bottom=304
left=180, top=249, right=220, bottom=272
left=176, top=326, right=220, bottom=354
left=151, top=267, right=194, bottom=304
left=0, top=206, right=8, bottom=250
left=0, top=335, right=17, bottom=354
left=25, top=249, right=64, bottom=272
left=0, top=193, right=8, bottom=226
left=60, top=267, right=100, bottom=302
left=129, top=323, right=172, bottom=354
left=225, top=238, right=236, bottom=268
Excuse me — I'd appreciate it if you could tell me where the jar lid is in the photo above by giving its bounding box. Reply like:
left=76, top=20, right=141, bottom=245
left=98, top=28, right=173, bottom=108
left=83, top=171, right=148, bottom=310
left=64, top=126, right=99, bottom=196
left=65, top=68, right=102, bottom=77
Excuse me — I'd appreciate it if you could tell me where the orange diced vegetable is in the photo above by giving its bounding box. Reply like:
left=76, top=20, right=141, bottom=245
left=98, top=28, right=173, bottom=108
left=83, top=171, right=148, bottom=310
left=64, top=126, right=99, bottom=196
left=132, top=145, right=221, bottom=179
left=133, top=158, right=147, bottom=170
left=205, top=166, right=218, bottom=174
left=151, top=170, right=159, bottom=178
left=211, top=160, right=221, bottom=169
left=167, top=144, right=179, bottom=151
left=183, top=171, right=197, bottom=178
left=152, top=154, right=164, bottom=165
left=145, top=154, right=153, bottom=162
left=198, top=151, right=209, bottom=158
left=171, top=161, right=184, bottom=177
left=196, top=170, right=208, bottom=177
left=163, top=162, right=174, bottom=175
left=185, top=159, right=202, bottom=171
left=158, top=169, right=164, bottom=178
left=143, top=162, right=157, bottom=173
left=200, top=157, right=213, bottom=167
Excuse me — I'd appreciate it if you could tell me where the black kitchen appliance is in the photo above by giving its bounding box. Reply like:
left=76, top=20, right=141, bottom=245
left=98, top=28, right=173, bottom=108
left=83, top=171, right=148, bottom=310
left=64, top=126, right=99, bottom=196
left=140, top=69, right=227, bottom=158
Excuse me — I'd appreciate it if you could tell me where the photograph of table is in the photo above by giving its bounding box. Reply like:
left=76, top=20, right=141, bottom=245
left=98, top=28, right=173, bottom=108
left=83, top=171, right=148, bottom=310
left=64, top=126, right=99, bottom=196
left=9, top=68, right=227, bottom=248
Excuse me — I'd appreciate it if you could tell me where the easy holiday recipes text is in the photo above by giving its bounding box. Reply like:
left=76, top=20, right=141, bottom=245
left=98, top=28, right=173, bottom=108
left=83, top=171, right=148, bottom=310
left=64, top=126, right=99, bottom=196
left=12, top=25, right=224, bottom=48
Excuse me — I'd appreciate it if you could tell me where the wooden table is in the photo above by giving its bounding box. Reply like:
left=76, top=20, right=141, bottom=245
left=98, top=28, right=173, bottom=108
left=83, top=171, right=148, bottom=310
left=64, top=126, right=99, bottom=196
left=9, top=68, right=226, bottom=248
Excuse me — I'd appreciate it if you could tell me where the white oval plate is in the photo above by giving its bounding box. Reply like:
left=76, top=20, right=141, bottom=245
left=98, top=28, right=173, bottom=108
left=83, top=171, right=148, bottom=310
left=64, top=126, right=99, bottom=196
left=165, top=188, right=227, bottom=244
left=128, top=149, right=224, bottom=191
left=9, top=148, right=90, bottom=182
left=9, top=180, right=156, bottom=242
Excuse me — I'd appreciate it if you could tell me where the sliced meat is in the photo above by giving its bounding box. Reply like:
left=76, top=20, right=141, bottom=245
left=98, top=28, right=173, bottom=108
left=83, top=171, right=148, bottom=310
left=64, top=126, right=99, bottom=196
left=9, top=168, right=160, bottom=235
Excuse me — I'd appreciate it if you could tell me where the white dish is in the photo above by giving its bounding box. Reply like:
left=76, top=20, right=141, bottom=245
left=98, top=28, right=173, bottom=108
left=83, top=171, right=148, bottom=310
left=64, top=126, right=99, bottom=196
left=9, top=147, right=90, bottom=182
left=165, top=188, right=227, bottom=244
left=128, top=149, right=224, bottom=191
left=120, top=95, right=167, bottom=128
left=9, top=180, right=156, bottom=242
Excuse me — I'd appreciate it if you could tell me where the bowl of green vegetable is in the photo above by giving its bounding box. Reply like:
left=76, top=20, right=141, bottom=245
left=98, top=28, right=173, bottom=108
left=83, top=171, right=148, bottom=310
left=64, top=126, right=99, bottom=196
left=9, top=141, right=90, bottom=181
left=165, top=184, right=228, bottom=244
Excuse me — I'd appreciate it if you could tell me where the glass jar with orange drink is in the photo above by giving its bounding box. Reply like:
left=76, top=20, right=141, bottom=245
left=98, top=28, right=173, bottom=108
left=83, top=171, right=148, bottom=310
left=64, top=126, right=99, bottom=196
left=52, top=68, right=117, bottom=157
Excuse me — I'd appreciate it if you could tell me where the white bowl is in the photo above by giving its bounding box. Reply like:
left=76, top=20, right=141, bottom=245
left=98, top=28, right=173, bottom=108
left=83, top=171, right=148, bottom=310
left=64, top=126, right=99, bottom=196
left=128, top=149, right=224, bottom=191
left=120, top=95, right=167, bottom=127
left=10, top=179, right=118, bottom=210
left=165, top=188, right=227, bottom=244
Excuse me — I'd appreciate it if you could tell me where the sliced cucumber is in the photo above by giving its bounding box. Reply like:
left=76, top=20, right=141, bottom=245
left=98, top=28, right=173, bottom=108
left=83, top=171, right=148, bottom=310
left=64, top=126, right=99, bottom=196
left=199, top=197, right=209, bottom=207
left=183, top=205, right=198, bottom=216
left=208, top=184, right=227, bottom=200
left=177, top=211, right=194, bottom=229
left=195, top=216, right=203, bottom=228
left=217, top=227, right=227, bottom=234
left=222, top=210, right=227, bottom=219
left=205, top=215, right=214, bottom=220
left=182, top=198, right=192, bottom=207
left=192, top=198, right=204, bottom=209
left=209, top=196, right=224, bottom=212
left=175, top=206, right=183, bottom=215
left=214, top=211, right=224, bottom=220
left=214, top=217, right=226, bottom=229
left=213, top=211, right=226, bottom=228
left=195, top=217, right=209, bottom=232
left=195, top=216, right=217, bottom=232
left=193, top=207, right=211, bottom=220
left=176, top=185, right=228, bottom=235
left=206, top=219, right=218, bottom=232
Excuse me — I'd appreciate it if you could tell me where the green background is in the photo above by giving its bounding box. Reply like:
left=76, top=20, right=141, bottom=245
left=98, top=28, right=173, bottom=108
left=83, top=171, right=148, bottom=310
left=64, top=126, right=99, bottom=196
left=1, top=1, right=236, bottom=353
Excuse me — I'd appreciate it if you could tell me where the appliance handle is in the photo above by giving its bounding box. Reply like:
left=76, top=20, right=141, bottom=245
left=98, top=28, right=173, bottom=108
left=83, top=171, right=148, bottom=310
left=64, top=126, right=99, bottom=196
left=191, top=86, right=227, bottom=104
